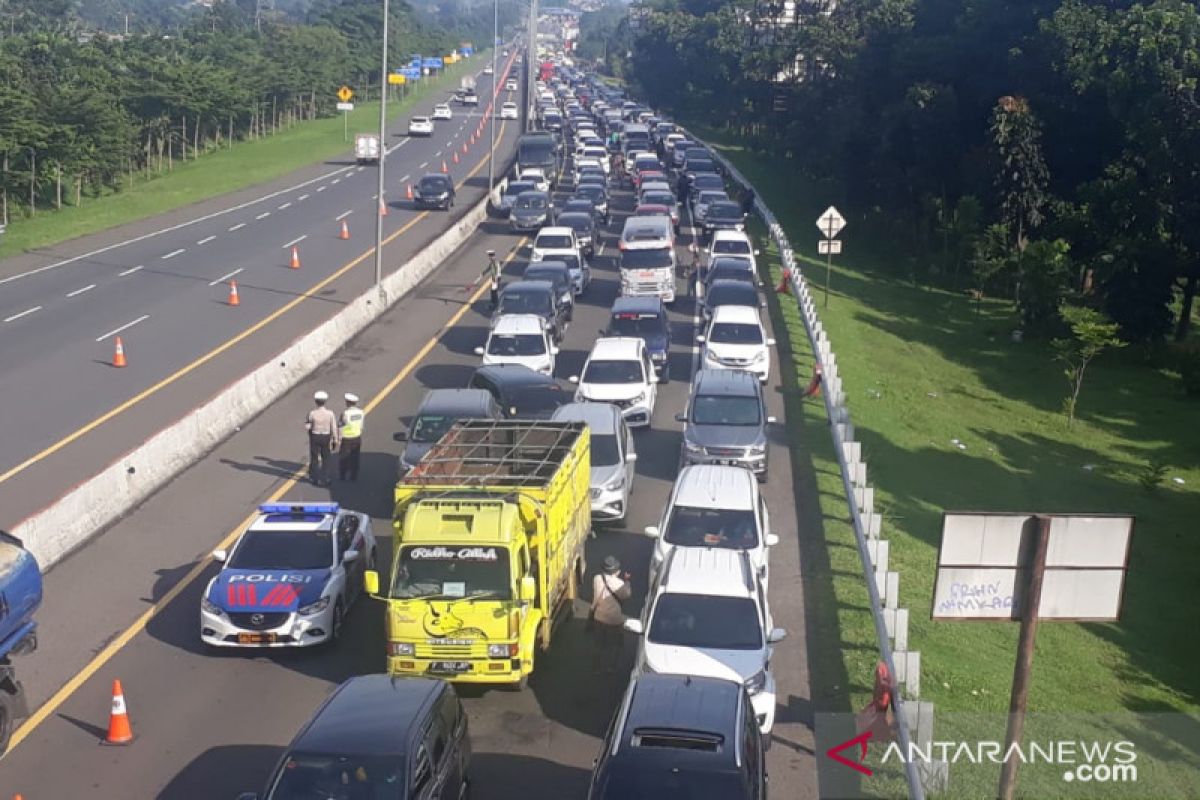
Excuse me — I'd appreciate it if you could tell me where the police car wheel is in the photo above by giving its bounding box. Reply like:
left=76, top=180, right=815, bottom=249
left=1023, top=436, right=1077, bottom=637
left=329, top=599, right=345, bottom=644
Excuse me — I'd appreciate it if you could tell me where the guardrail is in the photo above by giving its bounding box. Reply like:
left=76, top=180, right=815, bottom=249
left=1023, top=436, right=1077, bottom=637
left=699, top=143, right=937, bottom=798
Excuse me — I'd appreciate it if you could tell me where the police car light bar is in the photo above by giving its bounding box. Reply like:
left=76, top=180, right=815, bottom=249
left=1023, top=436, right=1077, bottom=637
left=259, top=503, right=340, bottom=515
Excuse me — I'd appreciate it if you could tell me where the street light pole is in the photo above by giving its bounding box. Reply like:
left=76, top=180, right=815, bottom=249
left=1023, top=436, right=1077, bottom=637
left=526, top=0, right=538, bottom=133
left=373, top=0, right=390, bottom=298
left=488, top=0, right=498, bottom=194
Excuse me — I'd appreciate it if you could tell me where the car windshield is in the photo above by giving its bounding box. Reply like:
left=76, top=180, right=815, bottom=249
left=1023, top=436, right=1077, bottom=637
left=266, top=753, right=404, bottom=799
left=412, top=117, right=429, bottom=124
left=488, top=333, right=546, bottom=356
left=229, top=529, right=331, bottom=571
left=664, top=505, right=759, bottom=549
left=707, top=283, right=759, bottom=309
left=411, top=413, right=457, bottom=443
left=576, top=186, right=604, bottom=201
left=561, top=216, right=590, bottom=234
left=692, top=394, right=761, bottom=426
left=391, top=546, right=512, bottom=599
left=649, top=593, right=762, bottom=650
left=558, top=254, right=581, bottom=272
left=525, top=268, right=567, bottom=288
left=708, top=202, right=741, bottom=219
left=584, top=359, right=644, bottom=384
left=515, top=194, right=547, bottom=210
left=609, top=313, right=665, bottom=338
left=537, top=234, right=574, bottom=249
left=714, top=240, right=751, bottom=255
left=622, top=249, right=672, bottom=270
left=592, top=433, right=621, bottom=467
left=708, top=267, right=755, bottom=285
left=644, top=192, right=675, bottom=207
left=699, top=192, right=728, bottom=205
left=505, top=182, right=535, bottom=197
left=689, top=160, right=716, bottom=172
left=511, top=385, right=570, bottom=416
left=499, top=289, right=550, bottom=315
left=420, top=178, right=449, bottom=191
left=709, top=323, right=764, bottom=344
left=564, top=201, right=594, bottom=215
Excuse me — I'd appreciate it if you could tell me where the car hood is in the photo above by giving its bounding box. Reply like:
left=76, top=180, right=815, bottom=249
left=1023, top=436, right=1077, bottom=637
left=591, top=462, right=624, bottom=489
left=209, top=569, right=330, bottom=612
left=686, top=423, right=765, bottom=449
left=577, top=382, right=645, bottom=402
left=512, top=208, right=548, bottom=220
left=643, top=641, right=763, bottom=684
left=483, top=353, right=551, bottom=371
left=706, top=342, right=766, bottom=359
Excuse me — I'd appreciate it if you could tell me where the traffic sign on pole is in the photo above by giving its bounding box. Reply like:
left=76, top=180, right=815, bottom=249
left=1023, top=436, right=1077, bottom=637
left=818, top=240, right=843, bottom=255
left=336, top=102, right=355, bottom=111
left=337, top=86, right=354, bottom=103
left=816, top=205, right=846, bottom=239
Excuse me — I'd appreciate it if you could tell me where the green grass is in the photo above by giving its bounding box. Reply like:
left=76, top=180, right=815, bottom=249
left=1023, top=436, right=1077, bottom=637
left=708, top=137, right=1200, bottom=721
left=0, top=55, right=484, bottom=259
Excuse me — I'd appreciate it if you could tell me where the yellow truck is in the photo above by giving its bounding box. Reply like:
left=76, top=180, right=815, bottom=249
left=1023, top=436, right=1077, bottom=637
left=365, top=419, right=591, bottom=687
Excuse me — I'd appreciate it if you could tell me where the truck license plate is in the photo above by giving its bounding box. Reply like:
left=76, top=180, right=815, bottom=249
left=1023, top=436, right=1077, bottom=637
left=237, top=633, right=275, bottom=645
left=430, top=661, right=471, bottom=674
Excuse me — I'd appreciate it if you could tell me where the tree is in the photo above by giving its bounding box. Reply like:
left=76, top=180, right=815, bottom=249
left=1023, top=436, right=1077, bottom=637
left=990, top=95, right=1049, bottom=253
left=1053, top=305, right=1125, bottom=427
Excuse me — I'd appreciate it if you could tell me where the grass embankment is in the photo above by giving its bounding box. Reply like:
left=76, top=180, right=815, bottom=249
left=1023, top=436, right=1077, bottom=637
left=0, top=55, right=484, bottom=259
left=704, top=134, right=1200, bottom=779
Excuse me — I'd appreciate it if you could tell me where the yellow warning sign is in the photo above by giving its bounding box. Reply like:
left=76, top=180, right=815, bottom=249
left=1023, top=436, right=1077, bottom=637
left=337, top=86, right=354, bottom=102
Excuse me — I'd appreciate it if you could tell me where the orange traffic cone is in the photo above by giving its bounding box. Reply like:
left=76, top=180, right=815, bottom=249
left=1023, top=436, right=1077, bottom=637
left=453, top=151, right=460, bottom=165
left=290, top=246, right=301, bottom=269
left=104, top=679, right=134, bottom=745
left=227, top=279, right=241, bottom=306
left=462, top=142, right=469, bottom=154
left=339, top=219, right=350, bottom=240
left=441, top=160, right=448, bottom=174
left=379, top=199, right=388, bottom=217
left=776, top=268, right=792, bottom=295
left=112, top=337, right=127, bottom=368
left=406, top=184, right=414, bottom=201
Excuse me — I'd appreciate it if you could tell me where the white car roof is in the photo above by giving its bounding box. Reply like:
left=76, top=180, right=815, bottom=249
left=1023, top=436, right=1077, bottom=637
left=411, top=116, right=430, bottom=122
left=710, top=305, right=763, bottom=326
left=536, top=226, right=574, bottom=239
left=588, top=336, right=644, bottom=361
left=521, top=167, right=546, bottom=176
left=249, top=508, right=338, bottom=533
left=435, top=103, right=449, bottom=108
left=551, top=401, right=622, bottom=433
left=491, top=314, right=547, bottom=334
left=661, top=548, right=755, bottom=598
left=502, top=101, right=517, bottom=107
left=672, top=464, right=757, bottom=510
left=711, top=230, right=752, bottom=246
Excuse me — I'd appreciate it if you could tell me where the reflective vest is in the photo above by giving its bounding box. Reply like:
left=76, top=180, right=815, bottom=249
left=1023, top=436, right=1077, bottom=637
left=341, top=407, right=365, bottom=439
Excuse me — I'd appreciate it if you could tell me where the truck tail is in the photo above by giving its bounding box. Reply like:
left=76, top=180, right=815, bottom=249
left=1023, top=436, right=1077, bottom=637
left=0, top=532, right=42, bottom=755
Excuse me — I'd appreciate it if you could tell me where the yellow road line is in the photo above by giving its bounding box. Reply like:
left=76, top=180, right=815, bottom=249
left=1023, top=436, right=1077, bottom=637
left=0, top=121, right=508, bottom=492
left=7, top=235, right=526, bottom=753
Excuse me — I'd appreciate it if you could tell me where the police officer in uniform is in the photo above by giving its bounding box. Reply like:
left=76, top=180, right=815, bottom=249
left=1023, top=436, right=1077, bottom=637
left=305, top=391, right=340, bottom=487
left=467, top=250, right=502, bottom=309
left=338, top=393, right=365, bottom=481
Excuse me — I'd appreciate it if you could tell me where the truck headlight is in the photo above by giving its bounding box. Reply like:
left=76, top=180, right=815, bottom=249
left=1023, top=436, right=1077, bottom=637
left=390, top=642, right=415, bottom=656
left=748, top=443, right=767, bottom=455
left=488, top=643, right=519, bottom=658
left=684, top=439, right=704, bottom=454
left=298, top=596, right=331, bottom=616
left=201, top=596, right=226, bottom=618
left=745, top=668, right=767, bottom=695
left=651, top=351, right=667, bottom=362
left=630, top=391, right=646, bottom=404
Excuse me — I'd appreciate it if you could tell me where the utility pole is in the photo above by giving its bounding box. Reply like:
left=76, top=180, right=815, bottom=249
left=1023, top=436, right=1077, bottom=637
left=373, top=0, right=390, bottom=298
left=526, top=0, right=538, bottom=133
left=488, top=0, right=499, bottom=194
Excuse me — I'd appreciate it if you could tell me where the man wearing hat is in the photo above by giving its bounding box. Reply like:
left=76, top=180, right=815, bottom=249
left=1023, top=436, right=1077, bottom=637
left=590, top=555, right=632, bottom=674
left=305, top=391, right=340, bottom=487
left=466, top=249, right=502, bottom=309
left=338, top=393, right=365, bottom=482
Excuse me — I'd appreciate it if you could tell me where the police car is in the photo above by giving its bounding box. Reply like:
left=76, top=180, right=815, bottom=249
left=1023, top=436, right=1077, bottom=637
left=200, top=503, right=376, bottom=649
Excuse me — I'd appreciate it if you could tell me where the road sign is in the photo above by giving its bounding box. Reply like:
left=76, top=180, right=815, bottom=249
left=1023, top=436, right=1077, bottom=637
left=817, top=239, right=842, bottom=255
left=388, top=73, right=406, bottom=85
left=337, top=86, right=354, bottom=103
left=816, top=205, right=845, bottom=238
left=336, top=102, right=354, bottom=112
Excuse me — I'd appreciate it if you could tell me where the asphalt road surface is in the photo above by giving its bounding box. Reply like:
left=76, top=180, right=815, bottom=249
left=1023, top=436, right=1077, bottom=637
left=0, top=55, right=521, bottom=531
left=0, top=146, right=819, bottom=799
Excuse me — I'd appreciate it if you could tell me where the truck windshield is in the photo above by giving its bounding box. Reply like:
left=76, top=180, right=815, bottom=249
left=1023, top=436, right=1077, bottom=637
left=266, top=753, right=403, bottom=800
left=229, top=530, right=332, bottom=571
left=393, top=546, right=512, bottom=600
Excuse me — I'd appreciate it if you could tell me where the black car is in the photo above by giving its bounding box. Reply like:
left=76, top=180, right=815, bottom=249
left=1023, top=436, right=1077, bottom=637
left=588, top=674, right=767, bottom=800
left=414, top=174, right=455, bottom=210
left=556, top=211, right=596, bottom=256
left=469, top=364, right=572, bottom=419
left=703, top=200, right=746, bottom=240
left=556, top=197, right=601, bottom=225
left=524, top=261, right=575, bottom=317
left=497, top=279, right=568, bottom=342
left=702, top=278, right=763, bottom=321
left=606, top=296, right=671, bottom=380
left=704, top=257, right=759, bottom=291
left=574, top=184, right=610, bottom=223
left=240, top=676, right=470, bottom=800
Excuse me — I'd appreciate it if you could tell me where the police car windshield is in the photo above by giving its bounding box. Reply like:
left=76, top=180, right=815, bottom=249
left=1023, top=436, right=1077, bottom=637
left=392, top=546, right=512, bottom=600
left=267, top=753, right=403, bottom=799
left=229, top=529, right=332, bottom=571
left=664, top=506, right=758, bottom=549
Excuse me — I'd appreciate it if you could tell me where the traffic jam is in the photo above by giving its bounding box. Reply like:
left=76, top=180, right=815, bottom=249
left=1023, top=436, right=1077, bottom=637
left=200, top=61, right=794, bottom=799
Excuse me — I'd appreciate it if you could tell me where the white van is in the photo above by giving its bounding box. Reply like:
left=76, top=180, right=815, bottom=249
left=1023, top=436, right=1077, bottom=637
left=619, top=215, right=676, bottom=303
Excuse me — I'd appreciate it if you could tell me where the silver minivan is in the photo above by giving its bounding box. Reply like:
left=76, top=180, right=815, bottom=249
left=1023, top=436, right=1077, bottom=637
left=552, top=402, right=637, bottom=522
left=395, top=389, right=500, bottom=473
left=676, top=369, right=775, bottom=482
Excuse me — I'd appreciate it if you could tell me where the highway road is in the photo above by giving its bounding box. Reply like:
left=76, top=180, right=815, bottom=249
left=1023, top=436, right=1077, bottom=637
left=0, top=54, right=521, bottom=531
left=0, top=146, right=819, bottom=799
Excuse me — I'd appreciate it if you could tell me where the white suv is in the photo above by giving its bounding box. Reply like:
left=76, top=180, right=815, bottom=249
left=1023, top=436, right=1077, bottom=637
left=474, top=313, right=558, bottom=375
left=625, top=548, right=786, bottom=734
left=697, top=305, right=775, bottom=384
left=569, top=337, right=659, bottom=428
left=530, top=226, right=589, bottom=294
left=707, top=230, right=760, bottom=273
left=432, top=103, right=453, bottom=120
left=644, top=464, right=778, bottom=588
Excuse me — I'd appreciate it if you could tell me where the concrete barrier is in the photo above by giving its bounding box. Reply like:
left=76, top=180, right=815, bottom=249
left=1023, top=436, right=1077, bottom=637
left=14, top=193, right=494, bottom=569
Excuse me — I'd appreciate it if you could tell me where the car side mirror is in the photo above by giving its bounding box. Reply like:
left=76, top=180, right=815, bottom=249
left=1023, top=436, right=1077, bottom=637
left=674, top=412, right=686, bottom=423
left=766, top=533, right=780, bottom=547
left=643, top=525, right=660, bottom=538
left=767, top=415, right=777, bottom=424
left=623, top=619, right=645, bottom=635
left=343, top=549, right=360, bottom=564
left=211, top=548, right=227, bottom=563
left=754, top=249, right=762, bottom=256
left=626, top=452, right=638, bottom=463
left=519, top=575, right=537, bottom=602
left=392, top=431, right=408, bottom=441
left=695, top=334, right=705, bottom=343
left=550, top=345, right=560, bottom=355
left=364, top=570, right=381, bottom=597
left=768, top=627, right=788, bottom=644
left=568, top=375, right=580, bottom=383
left=474, top=346, right=485, bottom=356
left=766, top=338, right=776, bottom=347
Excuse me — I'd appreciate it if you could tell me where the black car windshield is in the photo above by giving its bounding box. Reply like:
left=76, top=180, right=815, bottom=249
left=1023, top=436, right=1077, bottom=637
left=515, top=194, right=548, bottom=210
left=707, top=267, right=755, bottom=286
left=693, top=394, right=761, bottom=426
left=643, top=192, right=675, bottom=207
left=596, top=771, right=750, bottom=800
left=229, top=530, right=331, bottom=571
left=499, top=289, right=551, bottom=315
left=411, top=414, right=456, bottom=443
left=584, top=359, right=644, bottom=384
left=688, top=159, right=716, bottom=173
left=576, top=186, right=605, bottom=201
left=664, top=505, right=759, bottom=550
left=622, top=249, right=673, bottom=270
left=564, top=200, right=595, bottom=215
left=708, top=202, right=742, bottom=219
left=649, top=593, right=762, bottom=650
left=609, top=313, right=666, bottom=338
left=505, top=181, right=535, bottom=197
left=592, top=433, right=621, bottom=467
left=706, top=282, right=759, bottom=309
left=713, top=239, right=751, bottom=255
left=392, top=546, right=512, bottom=599
left=536, top=234, right=574, bottom=249
left=559, top=215, right=591, bottom=233
left=511, top=385, right=570, bottom=416
left=525, top=268, right=568, bottom=289
left=488, top=333, right=546, bottom=356
left=709, top=322, right=764, bottom=344
left=420, top=177, right=450, bottom=191
left=693, top=175, right=724, bottom=191
left=266, top=753, right=404, bottom=799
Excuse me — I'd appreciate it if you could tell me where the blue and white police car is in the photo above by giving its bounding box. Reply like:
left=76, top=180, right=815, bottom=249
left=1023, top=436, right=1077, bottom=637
left=200, top=503, right=376, bottom=648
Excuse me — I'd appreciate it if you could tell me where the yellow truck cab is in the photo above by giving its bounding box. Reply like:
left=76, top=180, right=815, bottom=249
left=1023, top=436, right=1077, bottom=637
left=365, top=420, right=591, bottom=687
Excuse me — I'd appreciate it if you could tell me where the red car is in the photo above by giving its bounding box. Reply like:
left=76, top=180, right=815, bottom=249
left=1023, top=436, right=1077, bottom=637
left=634, top=203, right=670, bottom=218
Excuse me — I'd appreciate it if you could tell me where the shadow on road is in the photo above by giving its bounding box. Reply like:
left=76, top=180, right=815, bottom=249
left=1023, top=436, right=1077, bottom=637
left=157, top=743, right=284, bottom=799
left=469, top=752, right=592, bottom=800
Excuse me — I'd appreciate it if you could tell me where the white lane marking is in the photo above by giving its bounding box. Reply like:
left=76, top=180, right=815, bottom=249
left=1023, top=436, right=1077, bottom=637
left=317, top=186, right=327, bottom=193
left=385, top=139, right=410, bottom=156
left=0, top=163, right=356, bottom=287
left=278, top=202, right=291, bottom=210
left=161, top=248, right=185, bottom=260
left=420, top=161, right=428, bottom=169
left=66, top=284, right=96, bottom=298
left=95, top=314, right=149, bottom=342
left=4, top=306, right=41, bottom=323
left=335, top=210, right=353, bottom=221
left=255, top=212, right=270, bottom=220
left=298, top=194, right=309, bottom=201
left=596, top=243, right=606, bottom=257
left=282, top=234, right=307, bottom=249
left=399, top=174, right=410, bottom=183
left=228, top=223, right=246, bottom=232
left=356, top=166, right=366, bottom=172
left=209, top=268, right=244, bottom=286
left=118, top=265, right=143, bottom=277
left=434, top=150, right=442, bottom=158
left=332, top=178, right=341, bottom=185
left=196, top=235, right=217, bottom=245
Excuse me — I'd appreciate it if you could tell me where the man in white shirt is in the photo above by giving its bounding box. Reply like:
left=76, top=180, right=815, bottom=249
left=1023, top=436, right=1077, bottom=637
left=591, top=556, right=632, bottom=674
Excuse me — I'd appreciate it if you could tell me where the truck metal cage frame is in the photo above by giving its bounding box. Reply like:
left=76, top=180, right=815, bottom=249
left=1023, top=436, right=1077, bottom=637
left=406, top=420, right=587, bottom=487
